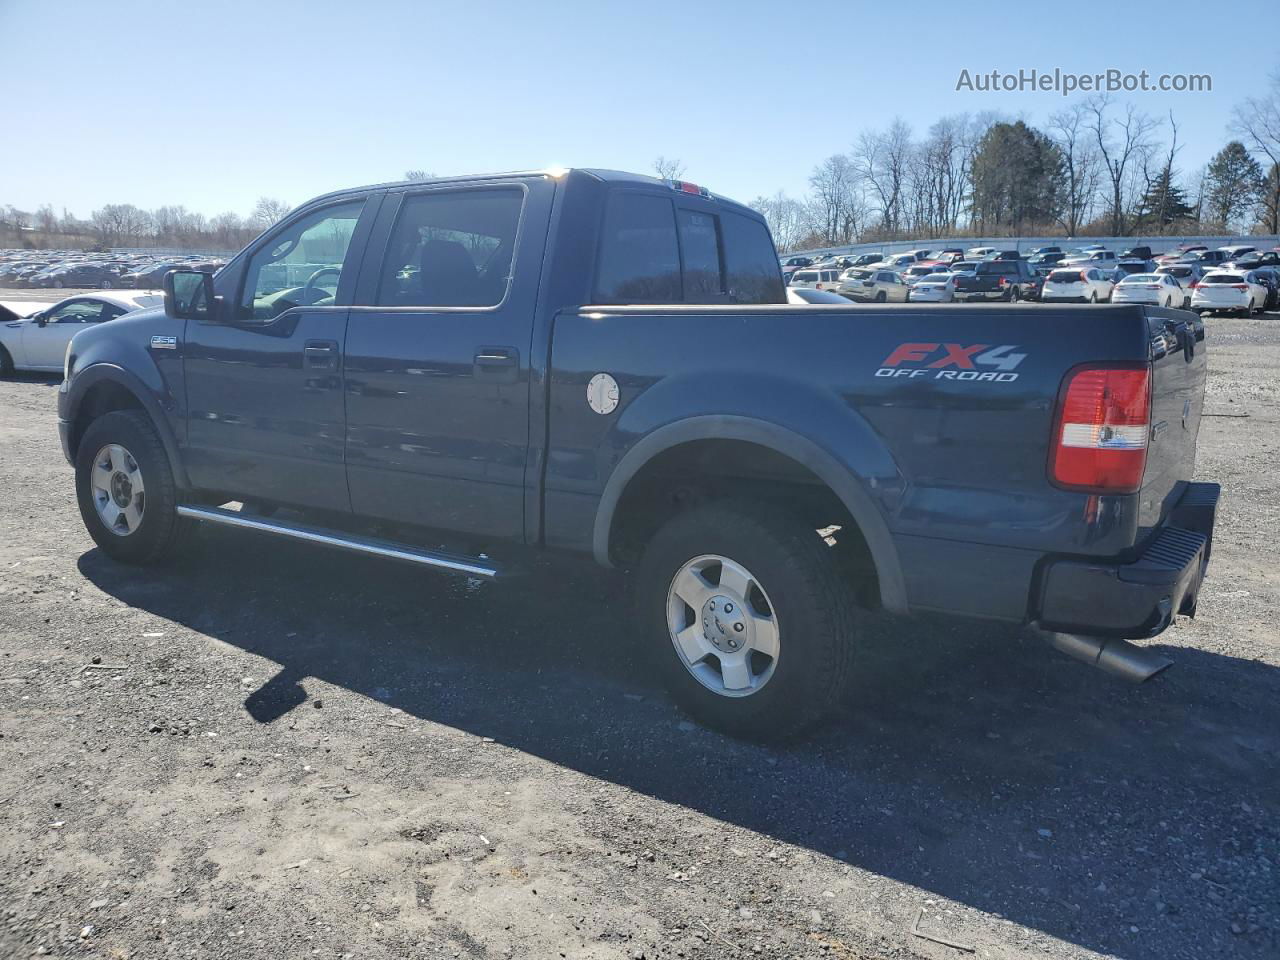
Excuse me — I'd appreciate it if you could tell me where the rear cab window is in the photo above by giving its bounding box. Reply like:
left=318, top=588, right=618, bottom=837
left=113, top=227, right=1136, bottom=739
left=594, top=190, right=785, bottom=305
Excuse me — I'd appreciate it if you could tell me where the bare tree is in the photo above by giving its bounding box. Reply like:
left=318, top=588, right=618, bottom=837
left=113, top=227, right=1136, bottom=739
left=1047, top=103, right=1102, bottom=236
left=250, top=197, right=291, bottom=229
left=652, top=156, right=686, bottom=181
left=404, top=170, right=433, bottom=181
left=808, top=154, right=863, bottom=243
left=90, top=204, right=153, bottom=245
left=1232, top=71, right=1280, bottom=233
left=35, top=204, right=58, bottom=234
left=853, top=119, right=913, bottom=237
left=1085, top=94, right=1160, bottom=235
left=750, top=192, right=809, bottom=253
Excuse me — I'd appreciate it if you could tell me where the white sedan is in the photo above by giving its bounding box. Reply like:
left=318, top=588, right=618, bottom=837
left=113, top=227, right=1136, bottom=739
left=1110, top=273, right=1186, bottom=308
left=0, top=292, right=162, bottom=375
left=1190, top=272, right=1269, bottom=316
left=905, top=272, right=956, bottom=302
left=1040, top=267, right=1115, bottom=303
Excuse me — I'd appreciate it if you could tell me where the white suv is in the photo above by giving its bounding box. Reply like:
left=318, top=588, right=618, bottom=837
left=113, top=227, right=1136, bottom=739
left=837, top=268, right=910, bottom=303
left=1041, top=267, right=1115, bottom=304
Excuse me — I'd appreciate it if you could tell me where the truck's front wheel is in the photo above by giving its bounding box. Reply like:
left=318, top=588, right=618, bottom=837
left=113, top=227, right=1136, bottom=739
left=634, top=501, right=858, bottom=740
left=75, top=411, right=190, bottom=565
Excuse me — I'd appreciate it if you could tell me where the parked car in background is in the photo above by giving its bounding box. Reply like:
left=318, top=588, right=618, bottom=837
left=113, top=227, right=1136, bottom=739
left=1193, top=249, right=1233, bottom=268
left=120, top=261, right=182, bottom=289
left=30, top=262, right=128, bottom=289
left=780, top=256, right=812, bottom=280
left=965, top=246, right=996, bottom=259
left=991, top=250, right=1022, bottom=261
left=1116, top=259, right=1158, bottom=278
left=901, top=263, right=942, bottom=286
left=953, top=259, right=1038, bottom=301
left=848, top=252, right=884, bottom=267
left=1027, top=251, right=1067, bottom=274
left=1111, top=273, right=1186, bottom=308
left=1191, top=271, right=1269, bottom=315
left=1064, top=250, right=1119, bottom=271
left=1155, top=263, right=1202, bottom=306
left=1040, top=267, right=1116, bottom=303
left=1118, top=246, right=1154, bottom=261
left=0, top=292, right=162, bottom=375
left=787, top=268, right=842, bottom=292
left=906, top=272, right=957, bottom=302
left=785, top=287, right=850, bottom=304
left=1250, top=267, right=1280, bottom=309
left=837, top=267, right=909, bottom=302
left=1218, top=245, right=1257, bottom=261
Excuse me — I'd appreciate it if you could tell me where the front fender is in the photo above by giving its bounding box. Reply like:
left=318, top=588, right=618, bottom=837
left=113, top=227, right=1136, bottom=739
left=61, top=312, right=188, bottom=487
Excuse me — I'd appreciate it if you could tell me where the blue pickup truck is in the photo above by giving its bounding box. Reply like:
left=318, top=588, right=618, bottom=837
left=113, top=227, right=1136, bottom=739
left=56, top=168, right=1218, bottom=739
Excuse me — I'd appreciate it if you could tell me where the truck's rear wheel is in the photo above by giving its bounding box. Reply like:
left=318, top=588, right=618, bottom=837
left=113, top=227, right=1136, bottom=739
left=75, top=410, right=190, bottom=565
left=634, top=500, right=858, bottom=740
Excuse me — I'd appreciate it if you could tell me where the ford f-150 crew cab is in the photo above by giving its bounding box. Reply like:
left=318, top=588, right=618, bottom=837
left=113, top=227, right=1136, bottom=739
left=57, top=168, right=1219, bottom=739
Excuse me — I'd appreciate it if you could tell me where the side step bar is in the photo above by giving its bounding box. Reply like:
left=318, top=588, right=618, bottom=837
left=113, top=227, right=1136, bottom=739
left=175, top=505, right=499, bottom=579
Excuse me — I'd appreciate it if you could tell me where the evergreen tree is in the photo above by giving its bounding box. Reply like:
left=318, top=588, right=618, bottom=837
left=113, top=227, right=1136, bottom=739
left=1135, top=165, right=1195, bottom=228
left=1204, top=141, right=1262, bottom=228
left=969, top=121, right=1063, bottom=233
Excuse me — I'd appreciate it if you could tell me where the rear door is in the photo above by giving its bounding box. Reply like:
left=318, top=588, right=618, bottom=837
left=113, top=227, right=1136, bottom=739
left=342, top=177, right=552, bottom=541
left=182, top=196, right=377, bottom=511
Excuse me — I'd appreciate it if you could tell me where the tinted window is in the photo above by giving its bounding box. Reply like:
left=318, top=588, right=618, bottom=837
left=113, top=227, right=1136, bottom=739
left=677, top=208, right=723, bottom=299
left=721, top=213, right=778, bottom=304
left=1201, top=274, right=1244, bottom=284
left=595, top=193, right=681, bottom=303
left=240, top=200, right=364, bottom=322
left=377, top=188, right=522, bottom=307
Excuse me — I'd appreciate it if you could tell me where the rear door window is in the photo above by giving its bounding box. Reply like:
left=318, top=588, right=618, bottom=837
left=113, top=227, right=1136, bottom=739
left=595, top=193, right=682, bottom=303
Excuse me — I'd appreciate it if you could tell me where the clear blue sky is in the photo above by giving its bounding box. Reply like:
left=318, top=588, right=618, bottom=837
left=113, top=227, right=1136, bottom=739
left=1, top=0, right=1272, bottom=219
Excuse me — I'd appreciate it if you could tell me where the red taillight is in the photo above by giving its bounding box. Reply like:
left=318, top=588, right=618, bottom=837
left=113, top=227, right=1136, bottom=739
left=1050, top=365, right=1151, bottom=494
left=1079, top=271, right=1088, bottom=282
left=1145, top=284, right=1160, bottom=290
left=1233, top=284, right=1249, bottom=291
left=997, top=276, right=1008, bottom=285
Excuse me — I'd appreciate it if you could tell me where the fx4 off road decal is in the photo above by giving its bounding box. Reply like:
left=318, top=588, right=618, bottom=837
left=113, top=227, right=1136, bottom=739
left=876, top=342, right=1026, bottom=382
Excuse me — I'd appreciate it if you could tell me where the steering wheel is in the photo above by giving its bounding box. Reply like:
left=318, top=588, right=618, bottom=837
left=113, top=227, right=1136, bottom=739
left=303, top=267, right=341, bottom=303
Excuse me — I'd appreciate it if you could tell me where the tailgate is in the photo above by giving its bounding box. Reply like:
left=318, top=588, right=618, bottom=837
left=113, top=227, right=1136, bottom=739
left=1139, top=309, right=1207, bottom=542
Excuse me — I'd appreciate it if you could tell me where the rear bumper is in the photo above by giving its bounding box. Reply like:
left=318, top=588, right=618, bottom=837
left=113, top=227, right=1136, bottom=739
left=1035, top=482, right=1220, bottom=639
left=953, top=290, right=1003, bottom=301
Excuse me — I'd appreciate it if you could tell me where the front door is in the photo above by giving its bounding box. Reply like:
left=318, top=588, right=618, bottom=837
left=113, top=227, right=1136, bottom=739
left=182, top=197, right=376, bottom=512
left=22, top=298, right=108, bottom=369
left=343, top=181, right=550, bottom=541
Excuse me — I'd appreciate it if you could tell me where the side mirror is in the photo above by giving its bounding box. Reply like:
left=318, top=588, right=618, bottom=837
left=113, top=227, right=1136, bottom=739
left=34, top=313, right=47, bottom=327
left=164, top=270, right=217, bottom=321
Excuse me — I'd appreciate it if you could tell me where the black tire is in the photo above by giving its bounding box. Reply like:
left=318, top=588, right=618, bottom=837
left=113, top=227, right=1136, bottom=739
left=1089, top=292, right=1098, bottom=304
left=75, top=410, right=190, bottom=565
left=100, top=279, right=114, bottom=290
left=1008, top=285, right=1020, bottom=302
left=634, top=500, right=860, bottom=741
left=0, top=345, right=13, bottom=378
left=875, top=290, right=887, bottom=303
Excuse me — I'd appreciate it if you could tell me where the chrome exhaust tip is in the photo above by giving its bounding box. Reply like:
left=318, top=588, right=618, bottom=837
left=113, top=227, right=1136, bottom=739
left=1031, top=627, right=1173, bottom=683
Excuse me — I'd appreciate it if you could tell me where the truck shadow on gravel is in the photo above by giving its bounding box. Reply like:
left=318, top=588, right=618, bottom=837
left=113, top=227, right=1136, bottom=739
left=78, top=529, right=1280, bottom=960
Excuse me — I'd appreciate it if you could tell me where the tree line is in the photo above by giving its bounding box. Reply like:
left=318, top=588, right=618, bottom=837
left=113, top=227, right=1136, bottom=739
left=749, top=79, right=1280, bottom=252
left=0, top=196, right=292, bottom=252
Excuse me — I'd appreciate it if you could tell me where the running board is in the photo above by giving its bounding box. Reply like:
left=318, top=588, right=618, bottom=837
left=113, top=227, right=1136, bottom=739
left=175, top=505, right=500, bottom=579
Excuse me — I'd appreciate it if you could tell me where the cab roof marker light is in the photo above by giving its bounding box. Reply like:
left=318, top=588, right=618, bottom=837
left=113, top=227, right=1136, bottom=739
left=668, top=180, right=711, bottom=198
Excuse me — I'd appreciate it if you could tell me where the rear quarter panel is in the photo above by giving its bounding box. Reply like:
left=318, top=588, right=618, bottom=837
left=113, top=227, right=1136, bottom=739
left=546, top=304, right=1164, bottom=620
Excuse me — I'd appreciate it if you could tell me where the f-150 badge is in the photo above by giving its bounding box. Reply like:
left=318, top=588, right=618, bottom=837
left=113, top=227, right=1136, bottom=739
left=150, top=336, right=178, bottom=350
left=876, top=342, right=1025, bottom=382
left=587, top=373, right=620, bottom=414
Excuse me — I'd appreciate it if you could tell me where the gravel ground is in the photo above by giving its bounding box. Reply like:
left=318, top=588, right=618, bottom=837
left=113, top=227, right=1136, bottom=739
left=0, top=295, right=1277, bottom=960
